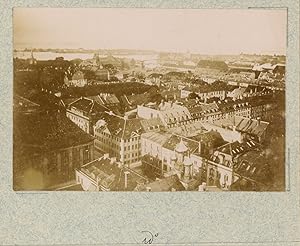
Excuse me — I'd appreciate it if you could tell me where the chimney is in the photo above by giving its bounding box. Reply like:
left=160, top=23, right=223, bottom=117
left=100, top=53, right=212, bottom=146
left=198, top=184, right=204, bottom=191
left=146, top=186, right=152, bottom=192
left=257, top=117, right=261, bottom=125
left=110, top=157, right=117, bottom=164
left=124, top=171, right=130, bottom=189
left=103, top=153, right=109, bottom=159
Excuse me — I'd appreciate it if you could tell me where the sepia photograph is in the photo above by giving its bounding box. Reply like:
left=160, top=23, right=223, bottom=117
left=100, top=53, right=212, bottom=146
left=13, top=8, right=287, bottom=192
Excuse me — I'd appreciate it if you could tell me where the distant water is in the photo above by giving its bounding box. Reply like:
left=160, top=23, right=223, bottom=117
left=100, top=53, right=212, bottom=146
left=13, top=51, right=159, bottom=64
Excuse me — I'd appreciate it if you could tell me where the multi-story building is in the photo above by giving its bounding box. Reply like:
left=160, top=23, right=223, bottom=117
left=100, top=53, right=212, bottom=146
left=248, top=95, right=278, bottom=121
left=66, top=70, right=88, bottom=87
left=218, top=99, right=251, bottom=119
left=141, top=129, right=226, bottom=177
left=202, top=116, right=269, bottom=143
left=180, top=84, right=226, bottom=101
left=75, top=153, right=147, bottom=191
left=66, top=97, right=106, bottom=135
left=207, top=140, right=261, bottom=190
left=13, top=100, right=95, bottom=190
left=93, top=113, right=143, bottom=167
left=137, top=101, right=193, bottom=129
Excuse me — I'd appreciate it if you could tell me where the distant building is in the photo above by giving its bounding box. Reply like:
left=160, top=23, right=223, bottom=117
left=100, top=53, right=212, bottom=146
left=145, top=73, right=163, bottom=86
left=227, top=86, right=247, bottom=100
left=95, top=68, right=110, bottom=81
left=137, top=101, right=192, bottom=129
left=27, top=50, right=37, bottom=65
left=180, top=84, right=226, bottom=101
left=67, top=70, right=88, bottom=87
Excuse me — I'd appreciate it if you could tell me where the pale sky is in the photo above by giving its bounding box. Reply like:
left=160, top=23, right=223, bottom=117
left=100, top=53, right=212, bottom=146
left=13, top=8, right=287, bottom=55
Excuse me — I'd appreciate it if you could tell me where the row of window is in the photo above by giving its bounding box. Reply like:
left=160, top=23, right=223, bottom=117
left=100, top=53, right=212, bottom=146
left=124, top=152, right=140, bottom=160
left=124, top=143, right=140, bottom=151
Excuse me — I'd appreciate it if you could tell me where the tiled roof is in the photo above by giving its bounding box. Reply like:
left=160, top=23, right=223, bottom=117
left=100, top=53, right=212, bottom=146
left=230, top=150, right=271, bottom=189
left=95, top=114, right=143, bottom=139
left=79, top=156, right=145, bottom=191
left=143, top=175, right=185, bottom=191
left=163, top=135, right=199, bottom=153
left=148, top=73, right=163, bottom=78
left=140, top=117, right=164, bottom=132
left=141, top=131, right=172, bottom=145
left=234, top=117, right=269, bottom=137
left=213, top=116, right=269, bottom=137
left=69, top=97, right=107, bottom=114
left=215, top=140, right=260, bottom=157
left=13, top=95, right=41, bottom=113
left=191, top=130, right=226, bottom=149
left=14, top=111, right=94, bottom=151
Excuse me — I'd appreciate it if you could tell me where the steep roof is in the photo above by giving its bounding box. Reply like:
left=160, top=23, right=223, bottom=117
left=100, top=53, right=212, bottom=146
left=13, top=95, right=41, bottom=113
left=191, top=130, right=226, bottom=149
left=141, top=131, right=172, bottom=146
left=14, top=111, right=94, bottom=151
left=234, top=116, right=269, bottom=137
left=140, top=117, right=164, bottom=132
left=95, top=114, right=143, bottom=139
left=216, top=140, right=260, bottom=157
left=69, top=97, right=107, bottom=114
left=163, top=135, right=199, bottom=153
left=213, top=116, right=269, bottom=137
left=144, top=175, right=185, bottom=191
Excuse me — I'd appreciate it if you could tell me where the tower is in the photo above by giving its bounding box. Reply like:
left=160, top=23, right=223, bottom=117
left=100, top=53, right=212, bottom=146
left=182, top=156, right=193, bottom=182
left=175, top=138, right=189, bottom=163
left=29, top=49, right=37, bottom=65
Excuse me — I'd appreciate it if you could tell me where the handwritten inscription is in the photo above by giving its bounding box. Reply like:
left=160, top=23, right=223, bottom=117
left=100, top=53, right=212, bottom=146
left=141, top=230, right=159, bottom=244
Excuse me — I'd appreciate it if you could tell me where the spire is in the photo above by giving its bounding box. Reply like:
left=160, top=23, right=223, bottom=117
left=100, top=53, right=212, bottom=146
left=175, top=138, right=188, bottom=153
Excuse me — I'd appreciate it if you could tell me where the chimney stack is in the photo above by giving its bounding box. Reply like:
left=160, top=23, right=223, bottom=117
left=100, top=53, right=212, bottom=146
left=257, top=117, right=261, bottom=125
left=198, top=184, right=204, bottom=191
left=146, top=186, right=152, bottom=192
left=124, top=171, right=130, bottom=189
left=110, top=157, right=117, bottom=164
